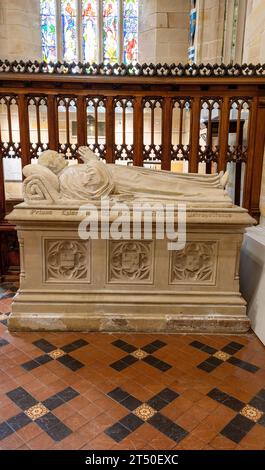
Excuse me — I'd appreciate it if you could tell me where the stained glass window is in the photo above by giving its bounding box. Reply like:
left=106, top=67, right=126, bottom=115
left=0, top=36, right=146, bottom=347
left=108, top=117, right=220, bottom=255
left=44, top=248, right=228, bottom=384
left=103, top=0, right=118, bottom=63
left=40, top=1, right=139, bottom=64
left=61, top=0, right=77, bottom=62
left=82, top=0, right=98, bottom=63
left=40, top=0, right=57, bottom=62
left=123, top=0, right=138, bottom=63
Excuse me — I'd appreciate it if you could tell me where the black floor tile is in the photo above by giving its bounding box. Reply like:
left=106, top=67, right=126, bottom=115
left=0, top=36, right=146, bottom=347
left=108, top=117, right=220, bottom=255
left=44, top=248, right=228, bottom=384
left=43, top=395, right=64, bottom=411
left=157, top=388, right=179, bottom=403
left=45, top=422, right=72, bottom=441
left=121, top=396, right=142, bottom=411
left=221, top=423, right=247, bottom=444
left=207, top=388, right=230, bottom=404
left=36, top=412, right=62, bottom=432
left=223, top=396, right=245, bottom=412
left=7, top=387, right=37, bottom=410
left=249, top=396, right=265, bottom=412
left=0, top=338, right=9, bottom=347
left=229, top=414, right=256, bottom=433
left=164, top=422, right=189, bottom=443
left=201, top=345, right=217, bottom=355
left=105, top=422, right=131, bottom=443
left=35, top=354, right=53, bottom=366
left=56, top=387, right=79, bottom=403
left=0, top=422, right=13, bottom=440
left=112, top=340, right=136, bottom=353
left=122, top=355, right=138, bottom=366
left=33, top=339, right=55, bottom=353
left=147, top=395, right=168, bottom=411
left=21, top=359, right=40, bottom=371
left=205, top=356, right=223, bottom=367
left=6, top=412, right=31, bottom=431
left=110, top=360, right=129, bottom=371
left=155, top=360, right=172, bottom=372
left=227, top=342, right=244, bottom=351
left=119, top=413, right=144, bottom=432
left=107, top=387, right=130, bottom=403
left=148, top=412, right=172, bottom=433
left=256, top=389, right=265, bottom=402
left=62, top=339, right=88, bottom=353
left=198, top=362, right=217, bottom=373
left=227, top=356, right=259, bottom=373
left=57, top=354, right=84, bottom=371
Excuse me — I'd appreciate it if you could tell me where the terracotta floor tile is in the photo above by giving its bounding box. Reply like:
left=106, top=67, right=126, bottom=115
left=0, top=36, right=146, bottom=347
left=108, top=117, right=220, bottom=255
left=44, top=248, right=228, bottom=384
left=210, top=434, right=237, bottom=450
left=27, top=432, right=55, bottom=450
left=0, top=433, right=24, bottom=450
left=1, top=289, right=265, bottom=451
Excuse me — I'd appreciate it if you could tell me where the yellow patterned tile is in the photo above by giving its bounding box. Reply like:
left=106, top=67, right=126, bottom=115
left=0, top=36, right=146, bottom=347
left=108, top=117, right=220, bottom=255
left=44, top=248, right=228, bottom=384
left=131, top=349, right=149, bottom=360
left=133, top=403, right=156, bottom=421
left=25, top=403, right=49, bottom=421
left=213, top=350, right=231, bottom=361
left=48, top=348, right=65, bottom=359
left=240, top=405, right=263, bottom=422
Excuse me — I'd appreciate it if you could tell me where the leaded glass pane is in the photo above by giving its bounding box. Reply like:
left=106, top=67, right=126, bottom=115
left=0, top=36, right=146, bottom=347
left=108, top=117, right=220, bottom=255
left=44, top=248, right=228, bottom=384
left=82, top=0, right=98, bottom=62
left=61, top=0, right=78, bottom=62
left=123, top=0, right=138, bottom=63
left=40, top=0, right=57, bottom=62
left=103, top=0, right=118, bottom=63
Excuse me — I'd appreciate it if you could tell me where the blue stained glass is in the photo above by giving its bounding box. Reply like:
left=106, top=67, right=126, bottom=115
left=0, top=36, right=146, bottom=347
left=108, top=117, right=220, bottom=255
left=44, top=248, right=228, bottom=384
left=61, top=0, right=77, bottom=62
left=123, top=0, right=138, bottom=64
left=40, top=0, right=57, bottom=62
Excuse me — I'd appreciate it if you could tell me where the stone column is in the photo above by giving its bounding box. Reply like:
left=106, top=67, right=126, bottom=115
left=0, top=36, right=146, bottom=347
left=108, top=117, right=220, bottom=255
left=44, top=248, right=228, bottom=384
left=138, top=0, right=190, bottom=64
left=0, top=0, right=42, bottom=61
left=195, top=0, right=226, bottom=64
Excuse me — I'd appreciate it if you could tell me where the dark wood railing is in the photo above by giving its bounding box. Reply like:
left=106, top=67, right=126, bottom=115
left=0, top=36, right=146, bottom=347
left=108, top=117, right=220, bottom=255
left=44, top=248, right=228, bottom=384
left=1, top=61, right=265, bottom=280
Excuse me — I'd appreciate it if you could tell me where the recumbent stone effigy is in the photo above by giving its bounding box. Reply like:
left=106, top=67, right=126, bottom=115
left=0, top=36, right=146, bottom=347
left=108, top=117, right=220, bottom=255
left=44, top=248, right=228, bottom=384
left=7, top=147, right=255, bottom=332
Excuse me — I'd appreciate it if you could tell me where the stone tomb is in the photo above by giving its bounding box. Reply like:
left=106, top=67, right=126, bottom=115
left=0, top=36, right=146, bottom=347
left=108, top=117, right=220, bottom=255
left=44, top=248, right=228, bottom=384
left=7, top=148, right=254, bottom=333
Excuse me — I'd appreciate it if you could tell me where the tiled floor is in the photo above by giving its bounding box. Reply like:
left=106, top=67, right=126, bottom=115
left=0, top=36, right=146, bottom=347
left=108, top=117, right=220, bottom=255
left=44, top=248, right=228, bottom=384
left=1, top=282, right=265, bottom=450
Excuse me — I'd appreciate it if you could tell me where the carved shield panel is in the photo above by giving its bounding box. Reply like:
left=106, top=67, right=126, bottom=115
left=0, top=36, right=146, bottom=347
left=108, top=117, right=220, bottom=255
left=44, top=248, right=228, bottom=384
left=170, top=241, right=218, bottom=285
left=108, top=240, right=154, bottom=283
left=44, top=239, right=90, bottom=283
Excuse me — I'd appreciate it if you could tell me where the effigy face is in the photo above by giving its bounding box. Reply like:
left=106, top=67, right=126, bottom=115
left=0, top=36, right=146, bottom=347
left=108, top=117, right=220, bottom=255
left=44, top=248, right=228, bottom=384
left=7, top=148, right=255, bottom=333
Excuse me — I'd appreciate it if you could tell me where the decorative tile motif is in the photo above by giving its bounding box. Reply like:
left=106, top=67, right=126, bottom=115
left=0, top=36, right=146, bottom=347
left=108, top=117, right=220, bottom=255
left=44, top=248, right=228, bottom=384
left=133, top=404, right=156, bottom=421
left=106, top=386, right=187, bottom=444
left=170, top=241, right=217, bottom=284
left=240, top=405, right=263, bottom=423
left=21, top=338, right=88, bottom=372
left=131, top=349, right=149, bottom=360
left=48, top=348, right=65, bottom=359
left=25, top=403, right=49, bottom=421
left=108, top=240, right=153, bottom=283
left=45, top=239, right=90, bottom=282
left=190, top=340, right=259, bottom=374
left=213, top=350, right=231, bottom=361
left=208, top=387, right=265, bottom=444
left=110, top=339, right=172, bottom=372
left=0, top=386, right=79, bottom=442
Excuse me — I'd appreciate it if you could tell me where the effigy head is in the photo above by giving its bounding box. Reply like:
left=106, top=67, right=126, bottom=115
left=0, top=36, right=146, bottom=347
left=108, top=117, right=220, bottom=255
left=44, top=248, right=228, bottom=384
left=38, top=150, right=68, bottom=175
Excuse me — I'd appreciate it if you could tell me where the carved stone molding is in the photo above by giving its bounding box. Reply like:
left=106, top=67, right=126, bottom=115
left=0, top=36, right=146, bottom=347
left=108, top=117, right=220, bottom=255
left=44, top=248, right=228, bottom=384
left=108, top=240, right=154, bottom=283
left=170, top=241, right=217, bottom=285
left=44, top=239, right=90, bottom=283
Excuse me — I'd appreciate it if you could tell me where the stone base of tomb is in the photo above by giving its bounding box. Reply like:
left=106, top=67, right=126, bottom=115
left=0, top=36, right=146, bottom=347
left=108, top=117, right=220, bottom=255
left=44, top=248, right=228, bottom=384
left=7, top=204, right=254, bottom=333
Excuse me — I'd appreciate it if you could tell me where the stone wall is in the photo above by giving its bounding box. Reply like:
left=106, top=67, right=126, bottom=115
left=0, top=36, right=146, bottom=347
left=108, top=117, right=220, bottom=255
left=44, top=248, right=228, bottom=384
left=195, top=0, right=226, bottom=63
left=0, top=0, right=41, bottom=61
left=139, top=0, right=190, bottom=64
